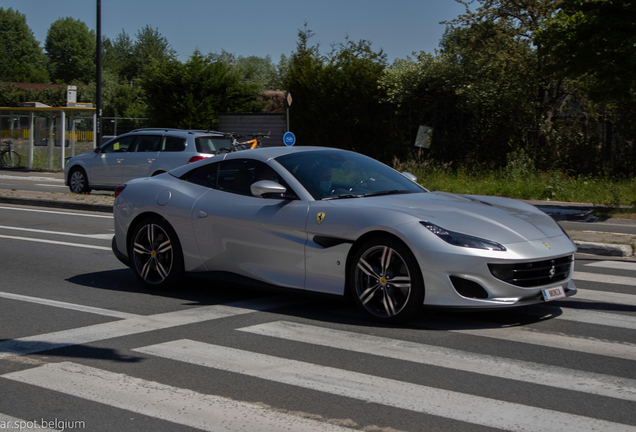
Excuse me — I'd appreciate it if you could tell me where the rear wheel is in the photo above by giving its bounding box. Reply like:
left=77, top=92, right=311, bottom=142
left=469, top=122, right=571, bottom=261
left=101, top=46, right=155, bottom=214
left=350, top=236, right=424, bottom=323
left=69, top=167, right=91, bottom=193
left=1, top=150, right=21, bottom=168
left=129, top=215, right=184, bottom=290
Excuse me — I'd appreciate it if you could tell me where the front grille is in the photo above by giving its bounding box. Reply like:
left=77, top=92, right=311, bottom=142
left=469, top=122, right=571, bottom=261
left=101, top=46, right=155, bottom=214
left=488, top=255, right=573, bottom=288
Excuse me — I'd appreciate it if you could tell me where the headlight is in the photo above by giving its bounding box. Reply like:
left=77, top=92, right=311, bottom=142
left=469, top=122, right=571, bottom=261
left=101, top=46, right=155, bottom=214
left=420, top=222, right=506, bottom=251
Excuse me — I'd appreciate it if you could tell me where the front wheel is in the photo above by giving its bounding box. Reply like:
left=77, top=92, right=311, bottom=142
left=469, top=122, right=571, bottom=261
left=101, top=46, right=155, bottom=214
left=350, top=237, right=424, bottom=323
left=129, top=215, right=184, bottom=290
left=1, top=150, right=21, bottom=168
left=69, top=167, right=91, bottom=193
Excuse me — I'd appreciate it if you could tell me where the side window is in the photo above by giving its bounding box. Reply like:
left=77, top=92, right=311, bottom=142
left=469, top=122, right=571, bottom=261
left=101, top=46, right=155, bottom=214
left=163, top=136, right=186, bottom=152
left=184, top=159, right=291, bottom=196
left=131, top=135, right=161, bottom=152
left=218, top=159, right=289, bottom=196
left=101, top=135, right=136, bottom=153
left=195, top=136, right=233, bottom=153
left=185, top=163, right=218, bottom=189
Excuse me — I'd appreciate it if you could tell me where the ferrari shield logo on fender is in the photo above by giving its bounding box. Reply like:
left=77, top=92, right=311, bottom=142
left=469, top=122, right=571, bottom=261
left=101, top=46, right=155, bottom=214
left=317, top=212, right=326, bottom=224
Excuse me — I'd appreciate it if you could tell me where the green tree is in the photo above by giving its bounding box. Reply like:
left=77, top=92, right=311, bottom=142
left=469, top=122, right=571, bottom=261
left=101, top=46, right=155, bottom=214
left=283, top=27, right=391, bottom=160
left=45, top=17, right=95, bottom=84
left=537, top=0, right=636, bottom=102
left=537, top=0, right=636, bottom=170
left=0, top=7, right=49, bottom=83
left=379, top=0, right=606, bottom=171
left=102, top=30, right=136, bottom=82
left=131, top=25, right=176, bottom=81
left=141, top=50, right=263, bottom=129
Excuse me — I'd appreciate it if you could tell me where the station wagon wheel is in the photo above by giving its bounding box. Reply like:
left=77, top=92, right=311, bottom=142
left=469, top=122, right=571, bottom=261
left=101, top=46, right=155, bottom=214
left=129, top=215, right=183, bottom=290
left=350, top=237, right=424, bottom=323
left=69, top=167, right=91, bottom=193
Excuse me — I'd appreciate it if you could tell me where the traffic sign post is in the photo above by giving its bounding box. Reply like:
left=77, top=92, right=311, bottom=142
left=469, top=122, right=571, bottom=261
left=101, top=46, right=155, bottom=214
left=286, top=93, right=292, bottom=132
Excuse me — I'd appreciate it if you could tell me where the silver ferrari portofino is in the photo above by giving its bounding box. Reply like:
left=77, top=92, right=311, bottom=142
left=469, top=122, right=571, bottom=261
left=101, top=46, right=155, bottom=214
left=112, top=146, right=577, bottom=322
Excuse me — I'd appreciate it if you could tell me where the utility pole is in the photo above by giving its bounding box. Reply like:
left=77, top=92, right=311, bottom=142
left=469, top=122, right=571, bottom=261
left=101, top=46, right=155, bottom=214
left=96, top=0, right=102, bottom=146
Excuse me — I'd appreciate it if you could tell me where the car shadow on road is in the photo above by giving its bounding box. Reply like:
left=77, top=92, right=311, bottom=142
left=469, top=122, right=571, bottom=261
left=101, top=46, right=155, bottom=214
left=65, top=269, right=568, bottom=332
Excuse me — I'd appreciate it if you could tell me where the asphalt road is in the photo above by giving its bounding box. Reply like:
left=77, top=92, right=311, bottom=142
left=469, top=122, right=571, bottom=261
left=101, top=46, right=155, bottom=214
left=1, top=203, right=635, bottom=432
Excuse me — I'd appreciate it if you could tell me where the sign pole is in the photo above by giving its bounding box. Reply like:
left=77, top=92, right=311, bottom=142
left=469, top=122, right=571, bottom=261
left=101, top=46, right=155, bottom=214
left=285, top=93, right=292, bottom=132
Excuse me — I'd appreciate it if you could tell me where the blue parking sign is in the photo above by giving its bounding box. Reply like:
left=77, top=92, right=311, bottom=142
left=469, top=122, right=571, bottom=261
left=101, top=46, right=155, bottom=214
left=283, top=132, right=296, bottom=146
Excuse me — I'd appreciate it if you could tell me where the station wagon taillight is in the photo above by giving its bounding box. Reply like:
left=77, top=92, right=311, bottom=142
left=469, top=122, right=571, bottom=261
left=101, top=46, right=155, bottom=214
left=188, top=156, right=210, bottom=163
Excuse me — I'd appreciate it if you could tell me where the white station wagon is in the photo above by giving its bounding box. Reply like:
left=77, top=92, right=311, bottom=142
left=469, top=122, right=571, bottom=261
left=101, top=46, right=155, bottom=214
left=64, top=128, right=232, bottom=193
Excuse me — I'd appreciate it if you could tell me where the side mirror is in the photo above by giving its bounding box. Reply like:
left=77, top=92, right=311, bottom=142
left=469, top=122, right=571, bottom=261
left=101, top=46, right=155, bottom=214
left=401, top=172, right=417, bottom=183
left=250, top=180, right=288, bottom=198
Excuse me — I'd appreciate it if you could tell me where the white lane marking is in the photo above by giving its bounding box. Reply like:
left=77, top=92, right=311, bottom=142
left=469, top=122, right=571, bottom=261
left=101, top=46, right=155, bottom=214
left=575, top=289, right=636, bottom=307
left=34, top=184, right=67, bottom=188
left=134, top=339, right=636, bottom=432
left=0, top=206, right=112, bottom=218
left=585, top=261, right=636, bottom=271
left=3, top=362, right=353, bottom=432
left=0, top=291, right=138, bottom=320
left=0, top=175, right=64, bottom=183
left=525, top=305, right=636, bottom=330
left=0, top=234, right=111, bottom=251
left=0, top=225, right=113, bottom=240
left=0, top=413, right=60, bottom=431
left=574, top=271, right=636, bottom=287
left=0, top=297, right=297, bottom=359
left=240, top=321, right=636, bottom=402
left=444, top=323, right=636, bottom=361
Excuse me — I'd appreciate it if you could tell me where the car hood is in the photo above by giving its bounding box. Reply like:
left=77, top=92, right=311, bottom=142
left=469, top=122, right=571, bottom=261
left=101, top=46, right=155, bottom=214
left=332, top=191, right=565, bottom=244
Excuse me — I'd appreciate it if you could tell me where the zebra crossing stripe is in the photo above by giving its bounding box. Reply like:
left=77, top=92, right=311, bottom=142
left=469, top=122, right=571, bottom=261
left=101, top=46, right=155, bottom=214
left=574, top=271, right=636, bottom=287
left=238, top=321, right=636, bottom=402
left=0, top=297, right=296, bottom=359
left=2, top=362, right=354, bottom=432
left=585, top=261, right=636, bottom=271
left=133, top=339, right=636, bottom=432
left=575, top=289, right=636, bottom=307
left=523, top=305, right=636, bottom=331
left=433, top=320, right=636, bottom=361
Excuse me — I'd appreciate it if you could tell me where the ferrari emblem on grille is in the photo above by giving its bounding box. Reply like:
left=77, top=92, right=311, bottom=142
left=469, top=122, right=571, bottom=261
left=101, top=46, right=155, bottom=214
left=317, top=212, right=326, bottom=224
left=543, top=242, right=551, bottom=249
left=549, top=265, right=556, bottom=279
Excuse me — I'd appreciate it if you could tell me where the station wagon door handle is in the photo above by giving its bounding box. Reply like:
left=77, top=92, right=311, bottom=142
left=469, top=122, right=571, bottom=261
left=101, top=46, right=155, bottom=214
left=116, top=158, right=124, bottom=163
left=147, top=158, right=156, bottom=163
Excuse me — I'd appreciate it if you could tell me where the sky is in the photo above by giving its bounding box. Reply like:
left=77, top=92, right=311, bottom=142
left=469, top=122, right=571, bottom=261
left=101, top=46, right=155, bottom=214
left=2, top=0, right=468, bottom=63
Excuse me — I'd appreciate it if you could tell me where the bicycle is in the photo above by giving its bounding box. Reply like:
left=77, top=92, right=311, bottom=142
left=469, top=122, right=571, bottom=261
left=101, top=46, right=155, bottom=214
left=0, top=139, right=22, bottom=169
left=215, top=132, right=270, bottom=155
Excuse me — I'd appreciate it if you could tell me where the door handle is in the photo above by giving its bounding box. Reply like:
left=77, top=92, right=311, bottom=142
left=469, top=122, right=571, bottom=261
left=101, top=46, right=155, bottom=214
left=147, top=158, right=156, bottom=163
left=116, top=159, right=124, bottom=163
left=198, top=210, right=208, bottom=218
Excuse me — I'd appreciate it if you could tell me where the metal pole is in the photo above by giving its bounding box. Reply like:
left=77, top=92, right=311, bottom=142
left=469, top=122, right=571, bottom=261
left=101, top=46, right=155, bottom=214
left=61, top=110, right=66, bottom=170
left=71, top=114, right=76, bottom=157
left=49, top=114, right=54, bottom=170
left=28, top=111, right=34, bottom=169
left=96, top=0, right=102, bottom=147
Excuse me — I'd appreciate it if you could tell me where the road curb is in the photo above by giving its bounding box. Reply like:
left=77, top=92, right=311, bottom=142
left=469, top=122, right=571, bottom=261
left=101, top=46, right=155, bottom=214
left=574, top=241, right=633, bottom=257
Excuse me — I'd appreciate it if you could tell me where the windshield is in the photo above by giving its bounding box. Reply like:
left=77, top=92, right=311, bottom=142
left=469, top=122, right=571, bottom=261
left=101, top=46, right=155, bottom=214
left=275, top=150, right=426, bottom=200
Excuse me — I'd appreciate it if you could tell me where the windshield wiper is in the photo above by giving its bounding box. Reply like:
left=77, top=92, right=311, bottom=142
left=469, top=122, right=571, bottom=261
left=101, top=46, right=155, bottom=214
left=323, top=193, right=364, bottom=200
left=363, top=190, right=411, bottom=197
